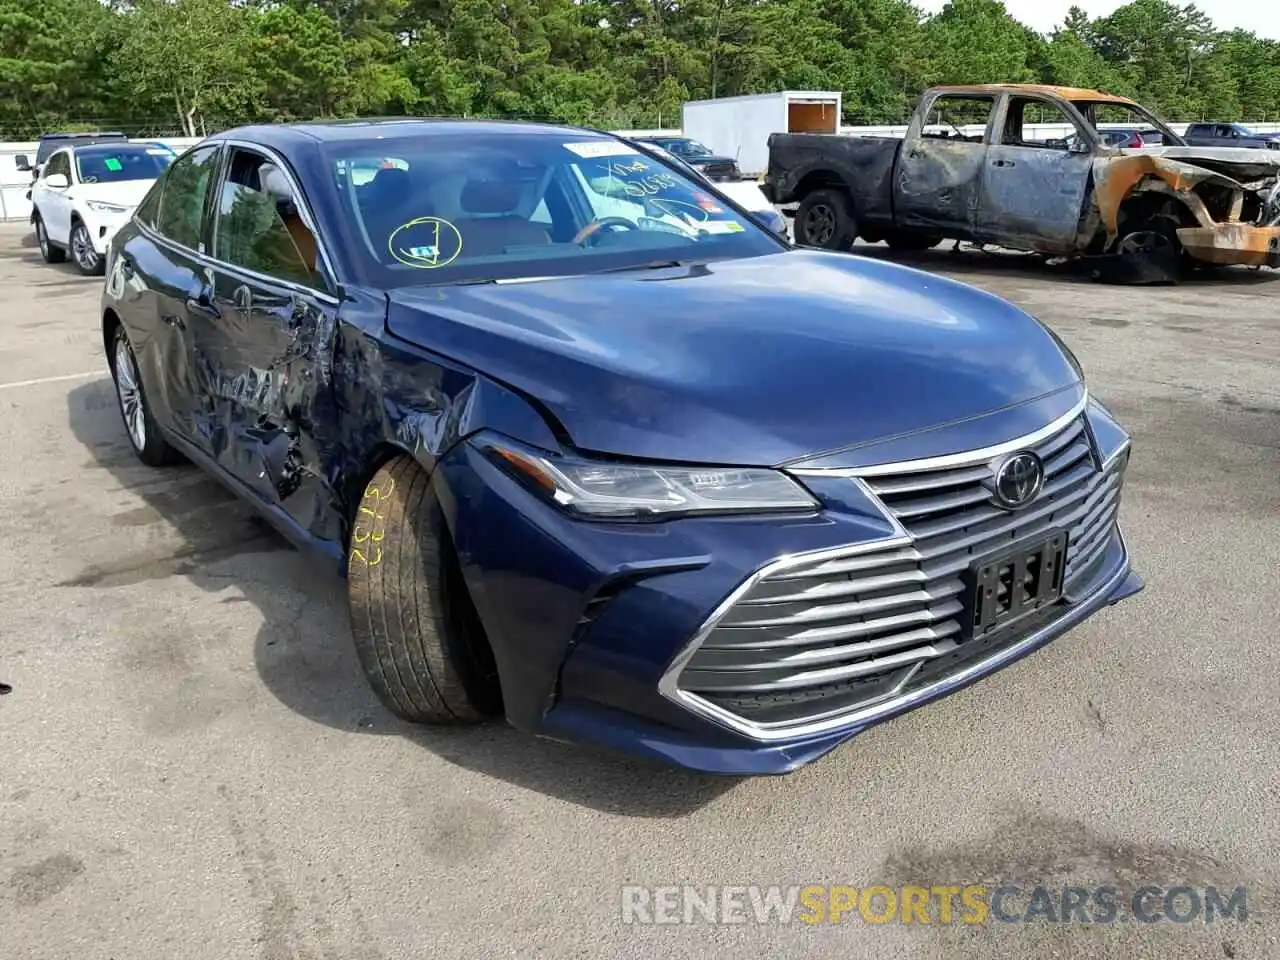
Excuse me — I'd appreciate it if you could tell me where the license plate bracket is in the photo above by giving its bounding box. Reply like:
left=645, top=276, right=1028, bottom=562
left=961, top=531, right=1068, bottom=639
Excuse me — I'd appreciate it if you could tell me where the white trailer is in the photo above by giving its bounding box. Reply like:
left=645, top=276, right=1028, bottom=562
left=680, top=91, right=842, bottom=177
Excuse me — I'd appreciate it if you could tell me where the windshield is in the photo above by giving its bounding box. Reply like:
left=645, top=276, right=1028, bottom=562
left=1234, top=124, right=1258, bottom=136
left=1071, top=101, right=1185, bottom=147
left=326, top=132, right=781, bottom=288
left=76, top=145, right=174, bottom=183
left=665, top=139, right=714, bottom=159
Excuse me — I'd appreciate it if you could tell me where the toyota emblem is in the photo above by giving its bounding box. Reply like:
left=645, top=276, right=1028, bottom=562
left=993, top=452, right=1044, bottom=509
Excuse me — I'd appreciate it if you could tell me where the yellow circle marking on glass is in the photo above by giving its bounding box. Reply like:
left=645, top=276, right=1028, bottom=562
left=388, top=217, right=464, bottom=269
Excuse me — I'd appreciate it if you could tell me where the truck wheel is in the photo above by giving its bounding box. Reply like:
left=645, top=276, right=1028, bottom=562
left=795, top=189, right=857, bottom=250
left=347, top=456, right=503, bottom=725
left=1095, top=213, right=1184, bottom=285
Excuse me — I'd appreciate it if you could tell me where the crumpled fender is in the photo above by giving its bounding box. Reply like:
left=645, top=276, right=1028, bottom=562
left=1092, top=154, right=1245, bottom=237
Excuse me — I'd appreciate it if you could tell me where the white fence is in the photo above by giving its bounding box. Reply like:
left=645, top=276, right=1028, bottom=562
left=5, top=122, right=1280, bottom=221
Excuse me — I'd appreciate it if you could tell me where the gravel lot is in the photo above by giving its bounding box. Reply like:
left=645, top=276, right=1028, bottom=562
left=1, top=221, right=1277, bottom=959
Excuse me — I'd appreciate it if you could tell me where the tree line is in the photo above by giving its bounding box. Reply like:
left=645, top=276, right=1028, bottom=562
left=2, top=0, right=1278, bottom=140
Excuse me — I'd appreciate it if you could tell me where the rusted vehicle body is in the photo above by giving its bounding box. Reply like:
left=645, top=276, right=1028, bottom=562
left=764, top=84, right=1280, bottom=282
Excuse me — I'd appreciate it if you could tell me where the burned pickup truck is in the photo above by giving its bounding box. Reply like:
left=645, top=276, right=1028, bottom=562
left=764, top=84, right=1280, bottom=282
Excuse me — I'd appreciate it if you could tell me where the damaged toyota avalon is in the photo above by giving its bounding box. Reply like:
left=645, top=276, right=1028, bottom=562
left=101, top=120, right=1143, bottom=775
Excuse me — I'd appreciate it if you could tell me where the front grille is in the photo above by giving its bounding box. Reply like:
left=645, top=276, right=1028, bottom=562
left=675, top=414, right=1128, bottom=729
left=700, top=161, right=739, bottom=180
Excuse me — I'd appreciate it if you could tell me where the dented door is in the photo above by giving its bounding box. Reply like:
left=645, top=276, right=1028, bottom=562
left=896, top=138, right=989, bottom=237
left=187, top=266, right=336, bottom=520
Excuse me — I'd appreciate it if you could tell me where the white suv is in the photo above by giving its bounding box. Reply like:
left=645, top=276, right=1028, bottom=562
left=30, top=142, right=176, bottom=275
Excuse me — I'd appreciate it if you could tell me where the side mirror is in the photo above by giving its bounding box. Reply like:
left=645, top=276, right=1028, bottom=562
left=14, top=154, right=30, bottom=172
left=1069, top=139, right=1091, bottom=155
left=45, top=173, right=69, bottom=189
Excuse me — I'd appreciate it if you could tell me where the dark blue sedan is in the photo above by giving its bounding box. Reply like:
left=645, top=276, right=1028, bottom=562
left=99, top=119, right=1143, bottom=775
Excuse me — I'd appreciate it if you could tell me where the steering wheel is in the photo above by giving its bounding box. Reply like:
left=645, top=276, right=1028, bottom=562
left=574, top=216, right=640, bottom=246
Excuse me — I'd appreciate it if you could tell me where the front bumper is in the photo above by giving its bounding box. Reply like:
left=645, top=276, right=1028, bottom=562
left=1178, top=223, right=1280, bottom=268
left=78, top=207, right=132, bottom=254
left=434, top=401, right=1142, bottom=776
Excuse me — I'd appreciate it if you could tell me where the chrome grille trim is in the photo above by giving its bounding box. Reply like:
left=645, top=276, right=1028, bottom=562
left=661, top=397, right=1132, bottom=740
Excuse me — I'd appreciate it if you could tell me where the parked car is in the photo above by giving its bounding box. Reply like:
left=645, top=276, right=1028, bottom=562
left=630, top=135, right=741, bottom=180
left=624, top=137, right=790, bottom=237
left=14, top=130, right=128, bottom=179
left=30, top=141, right=175, bottom=275
left=765, top=84, right=1280, bottom=283
left=100, top=120, right=1142, bottom=774
left=1183, top=122, right=1280, bottom=151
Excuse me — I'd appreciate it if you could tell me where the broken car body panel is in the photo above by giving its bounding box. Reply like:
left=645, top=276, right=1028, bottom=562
left=766, top=83, right=1280, bottom=273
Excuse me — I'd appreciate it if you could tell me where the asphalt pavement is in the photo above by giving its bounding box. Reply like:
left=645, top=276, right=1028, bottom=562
left=1, top=222, right=1277, bottom=959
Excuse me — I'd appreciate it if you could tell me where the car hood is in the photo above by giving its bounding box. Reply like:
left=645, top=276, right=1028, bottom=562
left=386, top=250, right=1082, bottom=467
left=1131, top=145, right=1280, bottom=175
left=70, top=180, right=155, bottom=208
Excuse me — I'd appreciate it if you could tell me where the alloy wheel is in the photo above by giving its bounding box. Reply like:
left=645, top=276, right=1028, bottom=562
left=803, top=204, right=836, bottom=246
left=72, top=224, right=99, bottom=272
left=114, top=337, right=147, bottom=451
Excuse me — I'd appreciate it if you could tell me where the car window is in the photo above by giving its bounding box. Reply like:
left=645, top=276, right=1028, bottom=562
left=1000, top=97, right=1081, bottom=149
left=920, top=95, right=995, bottom=143
left=154, top=145, right=220, bottom=249
left=44, top=152, right=70, bottom=180
left=134, top=181, right=163, bottom=229
left=76, top=146, right=174, bottom=184
left=1072, top=101, right=1181, bottom=147
left=326, top=132, right=780, bottom=288
left=212, top=147, right=323, bottom=288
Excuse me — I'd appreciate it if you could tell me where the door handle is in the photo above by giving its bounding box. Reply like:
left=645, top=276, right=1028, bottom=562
left=992, top=159, right=1017, bottom=168
left=185, top=295, right=221, bottom=319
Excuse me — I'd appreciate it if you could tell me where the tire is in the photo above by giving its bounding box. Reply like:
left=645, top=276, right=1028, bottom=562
left=109, top=324, right=182, bottom=467
left=347, top=456, right=503, bottom=725
left=885, top=231, right=942, bottom=252
left=1094, top=213, right=1184, bottom=285
left=34, top=214, right=66, bottom=264
left=794, top=188, right=858, bottom=250
left=70, top=219, right=104, bottom=276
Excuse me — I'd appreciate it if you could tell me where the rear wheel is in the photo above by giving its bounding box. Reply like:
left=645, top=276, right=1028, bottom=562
left=34, top=214, right=66, bottom=264
left=347, top=456, right=503, bottom=725
left=109, top=325, right=182, bottom=467
left=794, top=189, right=858, bottom=251
left=71, top=220, right=104, bottom=276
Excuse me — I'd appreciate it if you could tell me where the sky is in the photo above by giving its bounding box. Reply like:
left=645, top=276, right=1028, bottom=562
left=915, top=1, right=1280, bottom=40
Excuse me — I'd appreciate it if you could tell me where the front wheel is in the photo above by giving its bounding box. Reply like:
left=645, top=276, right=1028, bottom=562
left=71, top=220, right=104, bottom=276
left=347, top=456, right=503, bottom=725
left=794, top=189, right=858, bottom=251
left=34, top=214, right=66, bottom=264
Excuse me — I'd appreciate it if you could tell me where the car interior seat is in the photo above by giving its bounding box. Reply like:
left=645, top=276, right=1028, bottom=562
left=258, top=162, right=318, bottom=275
left=453, top=173, right=550, bottom=257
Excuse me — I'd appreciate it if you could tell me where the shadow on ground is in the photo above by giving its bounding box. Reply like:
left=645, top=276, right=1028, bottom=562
left=64, top=379, right=737, bottom=817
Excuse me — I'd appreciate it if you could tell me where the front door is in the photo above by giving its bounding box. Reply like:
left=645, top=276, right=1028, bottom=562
left=978, top=95, right=1095, bottom=252
left=187, top=144, right=338, bottom=525
left=36, top=150, right=75, bottom=244
left=896, top=92, right=997, bottom=239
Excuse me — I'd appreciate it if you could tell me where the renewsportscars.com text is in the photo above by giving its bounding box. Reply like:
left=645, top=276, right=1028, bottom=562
left=621, top=884, right=1248, bottom=925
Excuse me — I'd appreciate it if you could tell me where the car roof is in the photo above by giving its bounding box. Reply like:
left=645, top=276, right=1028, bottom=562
left=934, top=84, right=1138, bottom=106
left=208, top=118, right=611, bottom=152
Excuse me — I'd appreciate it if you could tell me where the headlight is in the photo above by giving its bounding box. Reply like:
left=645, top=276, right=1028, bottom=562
left=477, top=436, right=819, bottom=520
left=85, top=200, right=130, bottom=214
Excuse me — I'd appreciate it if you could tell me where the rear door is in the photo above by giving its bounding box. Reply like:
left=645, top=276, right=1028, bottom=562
left=979, top=95, right=1095, bottom=252
left=190, top=143, right=339, bottom=520
left=112, top=143, right=223, bottom=441
left=895, top=92, right=997, bottom=238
